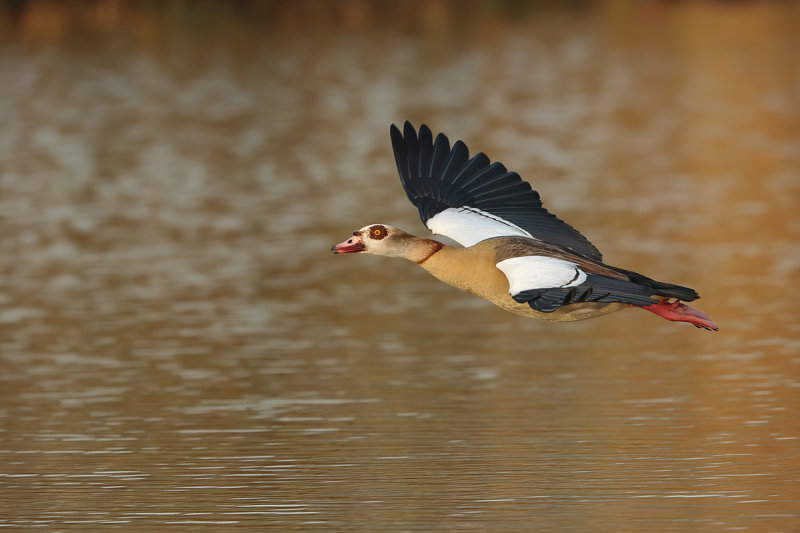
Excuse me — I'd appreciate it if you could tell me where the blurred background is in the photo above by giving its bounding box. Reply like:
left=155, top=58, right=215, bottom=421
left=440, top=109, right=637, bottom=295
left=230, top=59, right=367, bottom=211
left=0, top=1, right=798, bottom=530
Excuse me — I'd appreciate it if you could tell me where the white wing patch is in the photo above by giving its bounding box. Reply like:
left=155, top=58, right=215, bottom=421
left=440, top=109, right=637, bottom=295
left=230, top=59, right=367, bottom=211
left=426, top=207, right=532, bottom=247
left=496, top=256, right=587, bottom=296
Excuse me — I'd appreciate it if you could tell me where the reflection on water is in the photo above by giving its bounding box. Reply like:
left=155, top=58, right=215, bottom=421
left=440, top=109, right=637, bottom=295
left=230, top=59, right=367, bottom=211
left=1, top=1, right=799, bottom=530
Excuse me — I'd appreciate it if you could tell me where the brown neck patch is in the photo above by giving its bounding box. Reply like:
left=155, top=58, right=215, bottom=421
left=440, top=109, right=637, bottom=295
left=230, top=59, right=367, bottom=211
left=416, top=241, right=443, bottom=264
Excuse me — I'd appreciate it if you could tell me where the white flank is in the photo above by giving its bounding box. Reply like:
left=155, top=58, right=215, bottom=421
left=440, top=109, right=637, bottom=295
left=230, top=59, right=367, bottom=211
left=495, top=256, right=587, bottom=296
left=426, top=207, right=531, bottom=247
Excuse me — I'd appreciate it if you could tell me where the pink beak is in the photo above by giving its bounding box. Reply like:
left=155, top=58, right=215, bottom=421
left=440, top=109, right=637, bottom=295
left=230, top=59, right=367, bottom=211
left=331, top=233, right=365, bottom=254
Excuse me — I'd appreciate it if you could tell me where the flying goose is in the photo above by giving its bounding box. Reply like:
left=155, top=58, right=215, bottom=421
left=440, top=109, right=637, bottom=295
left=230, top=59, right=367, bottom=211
left=332, top=122, right=718, bottom=331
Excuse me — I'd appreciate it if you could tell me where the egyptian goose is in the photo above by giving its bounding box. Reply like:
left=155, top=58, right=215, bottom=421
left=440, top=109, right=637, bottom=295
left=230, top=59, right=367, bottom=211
left=332, top=122, right=718, bottom=331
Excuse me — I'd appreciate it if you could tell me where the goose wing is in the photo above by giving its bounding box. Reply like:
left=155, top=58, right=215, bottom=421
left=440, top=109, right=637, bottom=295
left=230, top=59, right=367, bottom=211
left=492, top=238, right=695, bottom=313
left=390, top=121, right=602, bottom=260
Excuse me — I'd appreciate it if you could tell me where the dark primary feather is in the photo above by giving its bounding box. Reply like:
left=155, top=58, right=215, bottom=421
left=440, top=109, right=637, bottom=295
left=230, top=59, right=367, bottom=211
left=513, top=274, right=660, bottom=312
left=615, top=268, right=699, bottom=302
left=390, top=121, right=603, bottom=260
left=512, top=270, right=700, bottom=313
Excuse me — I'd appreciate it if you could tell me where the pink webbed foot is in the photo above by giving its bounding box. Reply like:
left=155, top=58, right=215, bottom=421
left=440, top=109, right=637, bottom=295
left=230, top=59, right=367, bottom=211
left=635, top=298, right=719, bottom=331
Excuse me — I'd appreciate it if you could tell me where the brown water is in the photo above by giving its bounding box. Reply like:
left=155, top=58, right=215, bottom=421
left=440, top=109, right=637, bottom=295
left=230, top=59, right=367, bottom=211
left=1, top=2, right=798, bottom=531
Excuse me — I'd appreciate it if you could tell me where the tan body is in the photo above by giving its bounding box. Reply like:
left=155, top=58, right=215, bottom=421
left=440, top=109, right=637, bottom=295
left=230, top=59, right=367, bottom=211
left=413, top=237, right=623, bottom=322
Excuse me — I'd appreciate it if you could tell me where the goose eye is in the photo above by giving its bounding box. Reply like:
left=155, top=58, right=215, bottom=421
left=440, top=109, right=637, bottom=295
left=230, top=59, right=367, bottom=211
left=370, top=225, right=387, bottom=240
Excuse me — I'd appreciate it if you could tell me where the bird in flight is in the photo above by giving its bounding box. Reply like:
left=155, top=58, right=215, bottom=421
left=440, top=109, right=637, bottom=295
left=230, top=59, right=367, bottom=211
left=332, top=122, right=718, bottom=331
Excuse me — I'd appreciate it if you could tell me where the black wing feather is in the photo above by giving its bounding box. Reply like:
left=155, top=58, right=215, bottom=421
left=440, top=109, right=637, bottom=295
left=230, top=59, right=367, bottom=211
left=450, top=153, right=491, bottom=192
left=429, top=133, right=451, bottom=179
left=391, top=122, right=602, bottom=260
left=513, top=274, right=659, bottom=313
left=442, top=141, right=469, bottom=184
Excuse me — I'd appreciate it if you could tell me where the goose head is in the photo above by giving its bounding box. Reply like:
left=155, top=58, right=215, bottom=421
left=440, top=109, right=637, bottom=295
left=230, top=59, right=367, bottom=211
left=331, top=224, right=410, bottom=257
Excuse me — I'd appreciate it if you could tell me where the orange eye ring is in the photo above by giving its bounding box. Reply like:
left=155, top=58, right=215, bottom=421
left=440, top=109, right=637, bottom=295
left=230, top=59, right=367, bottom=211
left=369, top=225, right=387, bottom=240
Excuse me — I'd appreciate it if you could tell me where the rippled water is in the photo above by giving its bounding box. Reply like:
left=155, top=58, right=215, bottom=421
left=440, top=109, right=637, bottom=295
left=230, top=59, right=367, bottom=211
left=1, top=2, right=798, bottom=530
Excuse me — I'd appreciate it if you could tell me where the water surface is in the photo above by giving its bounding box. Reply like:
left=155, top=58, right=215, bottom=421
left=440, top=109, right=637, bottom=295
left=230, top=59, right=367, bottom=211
left=0, top=2, right=798, bottom=530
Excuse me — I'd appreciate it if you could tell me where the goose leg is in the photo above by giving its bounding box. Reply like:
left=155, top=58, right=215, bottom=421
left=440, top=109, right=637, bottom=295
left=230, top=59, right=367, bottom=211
left=634, top=298, right=718, bottom=331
